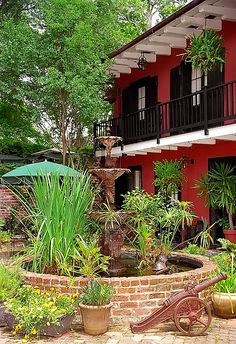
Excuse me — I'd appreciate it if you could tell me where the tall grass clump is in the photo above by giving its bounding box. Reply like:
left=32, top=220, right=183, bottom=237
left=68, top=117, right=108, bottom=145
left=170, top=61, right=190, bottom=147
left=25, top=172, right=94, bottom=275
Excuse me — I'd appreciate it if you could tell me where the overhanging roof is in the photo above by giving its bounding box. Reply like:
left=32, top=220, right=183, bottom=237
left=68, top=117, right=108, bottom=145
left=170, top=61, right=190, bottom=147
left=108, top=0, right=236, bottom=78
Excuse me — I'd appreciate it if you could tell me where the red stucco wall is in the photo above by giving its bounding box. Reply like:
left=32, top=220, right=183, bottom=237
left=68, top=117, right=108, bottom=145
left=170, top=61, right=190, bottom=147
left=114, top=20, right=236, bottom=115
left=113, top=20, right=236, bottom=222
left=119, top=140, right=236, bottom=222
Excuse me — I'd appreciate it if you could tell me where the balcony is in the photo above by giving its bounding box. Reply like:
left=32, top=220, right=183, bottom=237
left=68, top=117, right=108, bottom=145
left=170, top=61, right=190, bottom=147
left=94, top=80, right=236, bottom=146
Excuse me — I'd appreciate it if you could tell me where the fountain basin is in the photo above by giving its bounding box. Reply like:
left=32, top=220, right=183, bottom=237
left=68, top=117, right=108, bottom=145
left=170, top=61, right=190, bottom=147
left=24, top=253, right=217, bottom=322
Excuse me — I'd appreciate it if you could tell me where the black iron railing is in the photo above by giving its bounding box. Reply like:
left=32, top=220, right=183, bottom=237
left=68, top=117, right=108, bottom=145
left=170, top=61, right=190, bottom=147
left=94, top=80, right=236, bottom=144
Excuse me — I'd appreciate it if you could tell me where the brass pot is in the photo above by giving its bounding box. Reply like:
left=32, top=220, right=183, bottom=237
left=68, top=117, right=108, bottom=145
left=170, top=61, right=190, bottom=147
left=212, top=292, right=236, bottom=318
left=79, top=303, right=112, bottom=335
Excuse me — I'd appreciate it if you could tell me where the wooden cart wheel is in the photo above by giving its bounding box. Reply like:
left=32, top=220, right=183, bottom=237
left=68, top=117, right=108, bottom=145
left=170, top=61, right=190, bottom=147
left=174, top=296, right=212, bottom=336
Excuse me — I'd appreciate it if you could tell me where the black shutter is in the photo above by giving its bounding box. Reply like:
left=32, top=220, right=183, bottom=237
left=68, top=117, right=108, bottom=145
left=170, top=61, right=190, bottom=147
left=170, top=62, right=192, bottom=131
left=146, top=76, right=158, bottom=107
left=181, top=61, right=192, bottom=96
left=207, top=65, right=224, bottom=87
left=207, top=65, right=225, bottom=123
left=170, top=66, right=181, bottom=100
left=122, top=84, right=138, bottom=116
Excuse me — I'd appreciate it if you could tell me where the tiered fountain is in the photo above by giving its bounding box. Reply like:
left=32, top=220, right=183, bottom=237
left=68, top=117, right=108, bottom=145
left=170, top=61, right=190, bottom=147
left=89, top=136, right=131, bottom=275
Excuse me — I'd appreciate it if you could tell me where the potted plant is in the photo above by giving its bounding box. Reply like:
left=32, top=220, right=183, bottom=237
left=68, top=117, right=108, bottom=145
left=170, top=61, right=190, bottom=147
left=211, top=240, right=236, bottom=318
left=195, top=162, right=236, bottom=243
left=181, top=29, right=225, bottom=74
left=79, top=279, right=113, bottom=335
left=4, top=284, right=78, bottom=339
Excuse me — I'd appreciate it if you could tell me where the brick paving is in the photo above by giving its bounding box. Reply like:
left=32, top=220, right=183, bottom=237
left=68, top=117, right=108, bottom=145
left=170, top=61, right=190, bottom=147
left=0, top=317, right=236, bottom=344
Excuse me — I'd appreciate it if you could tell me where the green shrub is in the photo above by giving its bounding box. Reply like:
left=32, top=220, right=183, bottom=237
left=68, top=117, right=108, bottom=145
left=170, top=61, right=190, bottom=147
left=182, top=243, right=206, bottom=256
left=80, top=280, right=113, bottom=306
left=74, top=236, right=110, bottom=277
left=0, top=262, right=23, bottom=300
left=211, top=252, right=236, bottom=293
left=0, top=230, right=11, bottom=244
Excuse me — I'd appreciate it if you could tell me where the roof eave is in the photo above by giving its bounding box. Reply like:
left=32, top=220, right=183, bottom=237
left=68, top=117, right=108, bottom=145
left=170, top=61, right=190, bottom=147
left=108, top=0, right=206, bottom=59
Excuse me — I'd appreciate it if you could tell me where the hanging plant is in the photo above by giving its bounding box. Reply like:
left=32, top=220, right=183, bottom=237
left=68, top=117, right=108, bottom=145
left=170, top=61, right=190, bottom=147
left=181, top=30, right=225, bottom=74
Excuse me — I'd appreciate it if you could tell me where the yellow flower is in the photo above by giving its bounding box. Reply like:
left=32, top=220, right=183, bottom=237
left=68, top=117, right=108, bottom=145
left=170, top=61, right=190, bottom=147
left=15, top=324, right=22, bottom=331
left=46, top=322, right=50, bottom=326
left=50, top=287, right=55, bottom=291
left=31, top=329, right=37, bottom=335
left=22, top=339, right=27, bottom=343
left=46, top=292, right=50, bottom=296
left=72, top=294, right=78, bottom=299
left=12, top=331, right=16, bottom=336
left=24, top=335, right=29, bottom=339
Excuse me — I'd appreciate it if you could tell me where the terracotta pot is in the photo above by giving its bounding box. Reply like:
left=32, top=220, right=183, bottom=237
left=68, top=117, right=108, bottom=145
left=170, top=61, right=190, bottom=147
left=4, top=312, right=74, bottom=337
left=212, top=292, right=236, bottom=318
left=79, top=303, right=112, bottom=335
left=223, top=229, right=236, bottom=243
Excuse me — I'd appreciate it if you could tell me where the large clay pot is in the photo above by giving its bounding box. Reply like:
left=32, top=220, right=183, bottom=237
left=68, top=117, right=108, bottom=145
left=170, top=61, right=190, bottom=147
left=212, top=292, right=236, bottom=318
left=223, top=229, right=236, bottom=243
left=79, top=303, right=112, bottom=335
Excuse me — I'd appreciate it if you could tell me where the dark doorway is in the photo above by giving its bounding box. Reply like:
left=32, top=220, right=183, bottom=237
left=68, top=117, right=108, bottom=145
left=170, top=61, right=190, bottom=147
left=115, top=165, right=142, bottom=208
left=208, top=156, right=236, bottom=241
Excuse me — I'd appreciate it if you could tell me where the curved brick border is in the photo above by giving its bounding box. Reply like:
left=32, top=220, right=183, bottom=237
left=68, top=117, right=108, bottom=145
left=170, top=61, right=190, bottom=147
left=23, top=252, right=217, bottom=321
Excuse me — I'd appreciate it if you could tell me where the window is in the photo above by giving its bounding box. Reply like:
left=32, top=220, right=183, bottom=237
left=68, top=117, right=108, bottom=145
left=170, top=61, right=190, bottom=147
left=191, top=68, right=202, bottom=106
left=134, top=170, right=142, bottom=189
left=128, top=166, right=142, bottom=191
left=138, top=86, right=146, bottom=120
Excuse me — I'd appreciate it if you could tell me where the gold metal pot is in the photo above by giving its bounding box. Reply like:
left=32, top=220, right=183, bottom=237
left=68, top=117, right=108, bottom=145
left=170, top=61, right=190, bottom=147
left=212, top=292, right=236, bottom=318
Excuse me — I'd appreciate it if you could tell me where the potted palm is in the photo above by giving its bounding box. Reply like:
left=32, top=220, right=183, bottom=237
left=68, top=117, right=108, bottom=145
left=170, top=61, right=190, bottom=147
left=79, top=279, right=113, bottom=335
left=195, top=162, right=236, bottom=243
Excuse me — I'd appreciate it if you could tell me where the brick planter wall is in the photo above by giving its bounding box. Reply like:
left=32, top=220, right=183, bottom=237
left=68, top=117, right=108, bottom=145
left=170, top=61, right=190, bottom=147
left=24, top=253, right=217, bottom=322
left=0, top=185, right=19, bottom=219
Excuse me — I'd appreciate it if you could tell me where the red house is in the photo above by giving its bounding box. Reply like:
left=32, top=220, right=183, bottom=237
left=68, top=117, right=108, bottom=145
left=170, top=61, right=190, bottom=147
left=94, top=0, right=236, bottom=238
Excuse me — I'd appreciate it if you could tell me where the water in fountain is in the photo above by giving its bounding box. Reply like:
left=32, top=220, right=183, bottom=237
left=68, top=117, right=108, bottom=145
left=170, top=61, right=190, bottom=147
left=89, top=136, right=131, bottom=275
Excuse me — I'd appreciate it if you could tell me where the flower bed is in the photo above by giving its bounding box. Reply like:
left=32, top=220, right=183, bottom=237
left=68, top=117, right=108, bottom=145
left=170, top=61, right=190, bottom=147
left=24, top=253, right=217, bottom=322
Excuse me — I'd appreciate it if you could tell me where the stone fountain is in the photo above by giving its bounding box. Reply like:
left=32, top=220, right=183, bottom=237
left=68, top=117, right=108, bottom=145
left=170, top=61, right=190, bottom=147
left=89, top=136, right=131, bottom=275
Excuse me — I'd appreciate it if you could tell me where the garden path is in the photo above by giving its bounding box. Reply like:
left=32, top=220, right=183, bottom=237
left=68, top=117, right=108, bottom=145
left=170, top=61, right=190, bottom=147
left=0, top=317, right=236, bottom=344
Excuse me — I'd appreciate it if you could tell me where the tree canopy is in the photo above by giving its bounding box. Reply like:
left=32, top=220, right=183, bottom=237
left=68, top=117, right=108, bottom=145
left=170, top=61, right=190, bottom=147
left=0, top=0, right=149, bottom=162
left=0, top=0, right=187, bottom=163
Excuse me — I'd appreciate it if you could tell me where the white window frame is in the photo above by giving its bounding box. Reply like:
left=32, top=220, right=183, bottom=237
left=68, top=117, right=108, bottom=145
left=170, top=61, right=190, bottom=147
left=138, top=86, right=146, bottom=120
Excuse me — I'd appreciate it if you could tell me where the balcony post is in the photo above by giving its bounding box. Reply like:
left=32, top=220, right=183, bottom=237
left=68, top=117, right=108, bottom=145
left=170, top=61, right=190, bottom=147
left=203, top=87, right=209, bottom=135
left=156, top=104, right=160, bottom=144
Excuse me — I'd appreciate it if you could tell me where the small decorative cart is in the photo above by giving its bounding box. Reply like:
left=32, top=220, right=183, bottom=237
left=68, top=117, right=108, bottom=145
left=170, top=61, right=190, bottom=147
left=130, top=272, right=227, bottom=336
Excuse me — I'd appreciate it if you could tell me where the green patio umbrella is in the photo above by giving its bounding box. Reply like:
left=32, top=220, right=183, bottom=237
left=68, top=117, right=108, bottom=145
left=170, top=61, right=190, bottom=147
left=2, top=161, right=80, bottom=184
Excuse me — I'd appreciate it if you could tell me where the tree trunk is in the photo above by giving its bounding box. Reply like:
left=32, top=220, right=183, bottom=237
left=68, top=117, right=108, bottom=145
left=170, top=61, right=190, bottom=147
left=228, top=211, right=234, bottom=230
left=60, top=89, right=68, bottom=165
